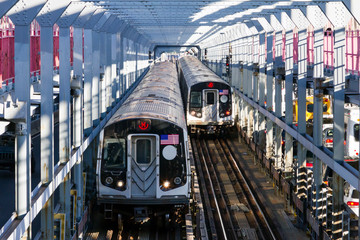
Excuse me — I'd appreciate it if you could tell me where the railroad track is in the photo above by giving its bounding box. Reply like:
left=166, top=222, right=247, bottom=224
left=191, top=136, right=280, bottom=240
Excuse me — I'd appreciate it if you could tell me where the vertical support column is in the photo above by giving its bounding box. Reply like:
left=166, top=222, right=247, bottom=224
left=266, top=32, right=274, bottom=159
left=111, top=34, right=117, bottom=104
left=58, top=26, right=71, bottom=239
left=274, top=30, right=283, bottom=169
left=331, top=27, right=345, bottom=239
left=92, top=31, right=100, bottom=126
left=73, top=27, right=83, bottom=148
left=116, top=33, right=121, bottom=100
left=246, top=35, right=253, bottom=139
left=297, top=29, right=308, bottom=199
left=259, top=32, right=266, bottom=150
left=119, top=35, right=124, bottom=95
left=284, top=30, right=294, bottom=174
left=105, top=32, right=112, bottom=112
left=14, top=25, right=31, bottom=239
left=84, top=29, right=93, bottom=137
left=100, top=33, right=106, bottom=118
left=40, top=26, right=54, bottom=239
left=253, top=34, right=259, bottom=144
left=313, top=28, right=324, bottom=220
left=73, top=27, right=84, bottom=221
left=135, top=42, right=139, bottom=80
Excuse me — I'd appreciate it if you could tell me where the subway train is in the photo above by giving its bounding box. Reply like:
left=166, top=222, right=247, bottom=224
left=96, top=61, right=190, bottom=223
left=178, top=55, right=234, bottom=134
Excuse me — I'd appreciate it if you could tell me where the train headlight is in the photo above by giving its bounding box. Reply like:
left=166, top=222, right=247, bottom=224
left=163, top=180, right=170, bottom=189
left=105, top=176, right=113, bottom=185
left=174, top=177, right=182, bottom=185
left=196, top=112, right=202, bottom=117
left=117, top=180, right=125, bottom=188
left=191, top=111, right=196, bottom=116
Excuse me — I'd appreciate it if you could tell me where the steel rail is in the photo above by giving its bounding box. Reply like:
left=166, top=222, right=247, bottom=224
left=221, top=138, right=278, bottom=240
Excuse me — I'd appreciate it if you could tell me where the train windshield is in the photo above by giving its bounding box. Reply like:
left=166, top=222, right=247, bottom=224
left=190, top=91, right=202, bottom=108
left=136, top=139, right=151, bottom=164
left=103, top=138, right=126, bottom=169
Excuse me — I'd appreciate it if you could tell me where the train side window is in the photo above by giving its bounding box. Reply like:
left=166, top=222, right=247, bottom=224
left=136, top=139, right=151, bottom=164
left=355, top=124, right=359, bottom=142
left=206, top=92, right=215, bottom=105
left=190, top=92, right=201, bottom=108
left=103, top=138, right=126, bottom=169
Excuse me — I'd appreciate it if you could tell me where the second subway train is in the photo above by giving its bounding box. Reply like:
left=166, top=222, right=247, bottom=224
left=178, top=56, right=234, bottom=134
left=96, top=61, right=190, bottom=222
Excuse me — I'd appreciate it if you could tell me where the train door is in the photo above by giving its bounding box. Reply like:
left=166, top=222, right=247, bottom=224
left=128, top=135, right=159, bottom=198
left=203, top=90, right=218, bottom=122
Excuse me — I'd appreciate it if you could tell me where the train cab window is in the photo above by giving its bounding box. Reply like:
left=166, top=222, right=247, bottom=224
left=190, top=92, right=202, bottom=108
left=103, top=138, right=126, bottom=169
left=323, top=103, right=328, bottom=112
left=355, top=124, right=359, bottom=142
left=206, top=92, right=215, bottom=105
left=307, top=103, right=313, bottom=113
left=136, top=139, right=151, bottom=164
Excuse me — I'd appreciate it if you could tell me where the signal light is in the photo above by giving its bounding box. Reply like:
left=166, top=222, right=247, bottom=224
left=306, top=162, right=313, bottom=168
left=208, top=82, right=214, bottom=88
left=225, top=111, right=231, bottom=116
left=281, top=140, right=285, bottom=145
left=347, top=201, right=359, bottom=207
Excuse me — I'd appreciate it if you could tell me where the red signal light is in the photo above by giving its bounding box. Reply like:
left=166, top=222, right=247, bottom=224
left=208, top=82, right=214, bottom=88
left=139, top=121, right=149, bottom=130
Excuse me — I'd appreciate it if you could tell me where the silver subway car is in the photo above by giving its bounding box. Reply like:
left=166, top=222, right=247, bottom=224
left=178, top=56, right=234, bottom=134
left=96, top=62, right=190, bottom=222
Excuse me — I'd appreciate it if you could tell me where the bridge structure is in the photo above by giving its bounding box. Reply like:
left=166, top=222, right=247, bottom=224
left=0, top=0, right=359, bottom=239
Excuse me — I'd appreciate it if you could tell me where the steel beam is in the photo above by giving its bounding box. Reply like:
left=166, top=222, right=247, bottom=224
left=73, top=26, right=84, bottom=223
left=266, top=32, right=274, bottom=159
left=284, top=29, right=294, bottom=173
left=274, top=30, right=283, bottom=169
left=84, top=29, right=93, bottom=137
left=313, top=27, right=324, bottom=221
left=296, top=28, right=308, bottom=198
left=331, top=27, right=346, bottom=239
left=105, top=32, right=112, bottom=112
left=14, top=24, right=31, bottom=229
left=58, top=26, right=72, bottom=240
left=92, top=31, right=101, bottom=126
left=111, top=34, right=118, bottom=103
left=40, top=26, right=54, bottom=240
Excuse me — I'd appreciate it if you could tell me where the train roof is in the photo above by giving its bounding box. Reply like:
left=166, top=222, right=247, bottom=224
left=105, top=61, right=186, bottom=129
left=179, top=55, right=230, bottom=88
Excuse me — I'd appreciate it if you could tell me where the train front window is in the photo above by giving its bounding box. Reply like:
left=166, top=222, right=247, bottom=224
left=206, top=92, right=215, bottom=105
left=323, top=103, right=328, bottom=112
left=136, top=139, right=151, bottom=164
left=190, top=92, right=201, bottom=108
left=103, top=138, right=126, bottom=169
left=355, top=124, right=359, bottom=142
